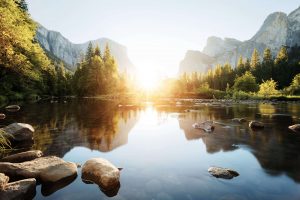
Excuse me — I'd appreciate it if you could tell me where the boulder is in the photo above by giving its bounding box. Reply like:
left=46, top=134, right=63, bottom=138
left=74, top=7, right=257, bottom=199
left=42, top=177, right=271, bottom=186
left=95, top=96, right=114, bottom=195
left=208, top=167, right=239, bottom=179
left=249, top=121, right=264, bottom=129
left=289, top=124, right=300, bottom=133
left=5, top=105, right=20, bottom=112
left=0, top=113, right=5, bottom=120
left=1, top=150, right=43, bottom=163
left=0, top=156, right=77, bottom=183
left=0, top=173, right=9, bottom=190
left=1, top=123, right=34, bottom=143
left=81, top=158, right=120, bottom=191
left=0, top=178, right=36, bottom=200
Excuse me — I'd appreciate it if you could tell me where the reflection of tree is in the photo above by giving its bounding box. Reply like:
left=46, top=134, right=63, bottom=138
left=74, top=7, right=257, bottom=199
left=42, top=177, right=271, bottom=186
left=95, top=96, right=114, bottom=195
left=1, top=99, right=139, bottom=157
left=176, top=103, right=300, bottom=183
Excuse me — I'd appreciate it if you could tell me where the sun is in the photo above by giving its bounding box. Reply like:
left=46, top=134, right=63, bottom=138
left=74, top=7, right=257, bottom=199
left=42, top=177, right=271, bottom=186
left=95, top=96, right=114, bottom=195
left=137, top=69, right=159, bottom=90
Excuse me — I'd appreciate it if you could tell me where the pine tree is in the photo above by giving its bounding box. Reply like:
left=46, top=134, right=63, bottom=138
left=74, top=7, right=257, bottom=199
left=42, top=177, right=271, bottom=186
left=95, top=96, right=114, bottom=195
left=261, top=48, right=273, bottom=81
left=85, top=42, right=94, bottom=61
left=236, top=56, right=245, bottom=76
left=274, top=46, right=289, bottom=88
left=14, top=0, right=28, bottom=12
left=275, top=46, right=288, bottom=65
left=94, top=45, right=101, bottom=57
left=250, top=48, right=260, bottom=69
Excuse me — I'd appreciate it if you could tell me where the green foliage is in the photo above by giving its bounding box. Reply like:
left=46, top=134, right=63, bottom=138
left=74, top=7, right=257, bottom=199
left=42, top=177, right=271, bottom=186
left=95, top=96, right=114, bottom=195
left=250, top=48, right=260, bottom=69
left=232, top=91, right=252, bottom=100
left=73, top=43, right=120, bottom=96
left=287, top=73, right=300, bottom=95
left=233, top=71, right=259, bottom=92
left=0, top=0, right=60, bottom=98
left=258, top=79, right=280, bottom=97
left=196, top=87, right=226, bottom=99
left=14, top=0, right=27, bottom=12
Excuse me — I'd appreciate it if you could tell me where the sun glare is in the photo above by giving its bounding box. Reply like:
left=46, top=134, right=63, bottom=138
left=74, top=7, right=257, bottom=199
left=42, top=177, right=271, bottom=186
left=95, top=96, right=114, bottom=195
left=137, top=70, right=159, bottom=90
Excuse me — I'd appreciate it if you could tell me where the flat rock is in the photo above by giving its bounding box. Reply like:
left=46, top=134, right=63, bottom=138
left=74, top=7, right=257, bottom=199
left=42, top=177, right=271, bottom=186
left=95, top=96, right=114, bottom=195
left=0, top=173, right=9, bottom=190
left=81, top=158, right=120, bottom=191
left=1, top=123, right=34, bottom=143
left=1, top=150, right=43, bottom=163
left=289, top=124, right=300, bottom=133
left=0, top=178, right=36, bottom=200
left=208, top=167, right=239, bottom=179
left=0, top=156, right=77, bottom=183
left=249, top=121, right=264, bottom=129
left=5, top=105, right=20, bottom=112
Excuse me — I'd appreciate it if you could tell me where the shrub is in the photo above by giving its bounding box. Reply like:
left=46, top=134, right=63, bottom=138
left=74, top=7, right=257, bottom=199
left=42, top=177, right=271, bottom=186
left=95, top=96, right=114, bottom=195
left=288, top=73, right=300, bottom=95
left=196, top=87, right=226, bottom=99
left=258, top=79, right=280, bottom=97
left=233, top=71, right=259, bottom=92
left=232, top=91, right=252, bottom=100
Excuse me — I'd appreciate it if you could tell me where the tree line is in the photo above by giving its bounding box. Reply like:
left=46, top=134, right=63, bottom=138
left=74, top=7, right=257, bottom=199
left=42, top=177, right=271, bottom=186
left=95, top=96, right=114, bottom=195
left=161, top=46, right=300, bottom=98
left=0, top=0, right=131, bottom=102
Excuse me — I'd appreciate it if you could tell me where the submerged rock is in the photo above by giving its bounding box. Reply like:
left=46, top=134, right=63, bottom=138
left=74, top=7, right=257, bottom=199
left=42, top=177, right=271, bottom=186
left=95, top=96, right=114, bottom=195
left=5, top=105, right=20, bottom=112
left=81, top=158, right=120, bottom=192
left=1, top=150, right=43, bottom=163
left=1, top=123, right=34, bottom=143
left=0, top=113, right=5, bottom=120
left=232, top=118, right=247, bottom=123
left=208, top=167, right=239, bottom=179
left=0, top=156, right=77, bottom=183
left=249, top=121, right=264, bottom=129
left=41, top=174, right=77, bottom=196
left=0, top=178, right=36, bottom=200
left=288, top=124, right=300, bottom=133
left=192, top=121, right=215, bottom=132
left=0, top=173, right=9, bottom=190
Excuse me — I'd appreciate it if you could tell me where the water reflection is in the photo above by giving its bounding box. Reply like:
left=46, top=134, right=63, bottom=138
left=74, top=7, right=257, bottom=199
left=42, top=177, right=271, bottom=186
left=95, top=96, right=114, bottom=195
left=173, top=103, right=300, bottom=182
left=1, top=100, right=300, bottom=199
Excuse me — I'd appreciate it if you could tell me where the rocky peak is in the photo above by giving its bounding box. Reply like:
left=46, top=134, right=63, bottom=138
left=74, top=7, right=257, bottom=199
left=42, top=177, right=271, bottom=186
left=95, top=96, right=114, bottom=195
left=287, top=6, right=300, bottom=47
left=250, top=12, right=288, bottom=50
left=36, top=25, right=135, bottom=73
left=203, top=36, right=241, bottom=57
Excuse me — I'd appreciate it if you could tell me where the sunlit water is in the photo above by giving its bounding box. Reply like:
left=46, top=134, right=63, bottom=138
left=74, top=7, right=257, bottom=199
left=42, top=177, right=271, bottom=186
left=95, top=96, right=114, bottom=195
left=1, top=99, right=300, bottom=200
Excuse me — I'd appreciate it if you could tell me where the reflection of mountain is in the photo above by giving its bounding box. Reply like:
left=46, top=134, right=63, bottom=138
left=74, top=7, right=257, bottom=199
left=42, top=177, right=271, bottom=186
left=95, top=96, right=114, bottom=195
left=0, top=100, right=140, bottom=158
left=176, top=104, right=300, bottom=182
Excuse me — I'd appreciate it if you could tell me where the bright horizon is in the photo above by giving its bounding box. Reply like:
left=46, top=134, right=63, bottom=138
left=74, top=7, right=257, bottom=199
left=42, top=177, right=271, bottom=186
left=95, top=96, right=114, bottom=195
left=27, top=0, right=300, bottom=81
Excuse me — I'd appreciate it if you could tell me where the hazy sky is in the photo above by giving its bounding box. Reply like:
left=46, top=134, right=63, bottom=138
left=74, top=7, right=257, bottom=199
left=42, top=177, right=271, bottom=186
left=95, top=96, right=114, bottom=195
left=27, top=0, right=300, bottom=77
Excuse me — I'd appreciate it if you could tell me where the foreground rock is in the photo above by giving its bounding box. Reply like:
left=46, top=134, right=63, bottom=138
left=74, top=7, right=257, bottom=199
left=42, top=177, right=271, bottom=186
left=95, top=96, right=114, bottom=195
left=0, top=178, right=36, bottom=200
left=0, top=173, right=9, bottom=190
left=1, top=150, right=43, bottom=163
left=208, top=167, right=239, bottom=179
left=0, top=156, right=77, bottom=183
left=5, top=105, right=20, bottom=112
left=289, top=124, right=300, bottom=133
left=1, top=123, right=34, bottom=143
left=82, top=158, right=120, bottom=192
left=249, top=121, right=264, bottom=129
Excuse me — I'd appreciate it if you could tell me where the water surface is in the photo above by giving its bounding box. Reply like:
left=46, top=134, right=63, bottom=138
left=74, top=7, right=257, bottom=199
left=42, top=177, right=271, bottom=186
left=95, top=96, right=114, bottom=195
left=1, top=99, right=300, bottom=200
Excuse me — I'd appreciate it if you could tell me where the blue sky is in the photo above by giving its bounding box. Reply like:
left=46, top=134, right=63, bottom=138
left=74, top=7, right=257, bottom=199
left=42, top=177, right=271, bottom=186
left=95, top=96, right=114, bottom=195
left=27, top=0, right=300, bottom=76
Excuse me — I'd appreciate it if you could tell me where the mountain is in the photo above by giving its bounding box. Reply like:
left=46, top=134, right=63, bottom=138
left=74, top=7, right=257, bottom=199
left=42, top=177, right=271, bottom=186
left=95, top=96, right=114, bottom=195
left=36, top=25, right=136, bottom=74
left=179, top=6, right=300, bottom=75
